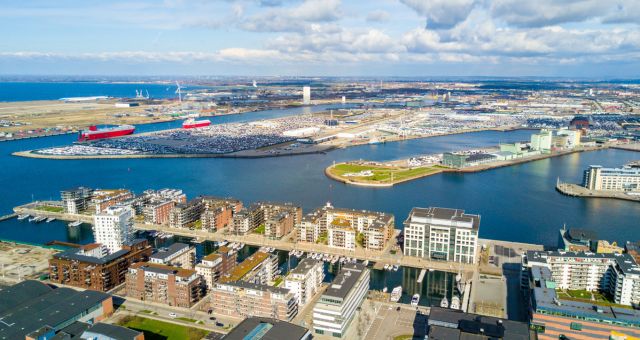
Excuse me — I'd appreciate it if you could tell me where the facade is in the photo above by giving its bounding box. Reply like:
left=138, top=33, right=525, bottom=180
left=403, top=207, right=479, bottom=264
left=91, top=189, right=134, bottom=214
left=149, top=242, right=196, bottom=269
left=220, top=251, right=278, bottom=285
left=284, top=259, right=324, bottom=307
left=169, top=198, right=204, bottom=229
left=210, top=281, right=298, bottom=321
left=195, top=246, right=238, bottom=290
left=48, top=239, right=151, bottom=292
left=61, top=186, right=94, bottom=214
left=442, top=152, right=497, bottom=168
left=583, top=165, right=640, bottom=192
left=0, top=280, right=115, bottom=340
left=142, top=200, right=174, bottom=225
left=303, top=86, right=311, bottom=105
left=265, top=210, right=296, bottom=239
left=530, top=129, right=553, bottom=152
left=298, top=203, right=394, bottom=251
left=125, top=262, right=205, bottom=308
left=312, top=263, right=370, bottom=338
left=224, top=317, right=311, bottom=340
left=201, top=196, right=242, bottom=231
left=93, top=205, right=134, bottom=254
left=232, top=202, right=301, bottom=236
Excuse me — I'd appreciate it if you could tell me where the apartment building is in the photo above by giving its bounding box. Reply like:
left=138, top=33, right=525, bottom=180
left=403, top=207, right=479, bottom=264
left=284, top=259, right=324, bottom=307
left=298, top=203, right=394, bottom=251
left=93, top=205, right=134, bottom=254
left=149, top=242, right=196, bottom=269
left=210, top=281, right=298, bottom=321
left=142, top=199, right=174, bottom=225
left=169, top=198, right=204, bottom=229
left=49, top=239, right=151, bottom=292
left=60, top=186, right=94, bottom=214
left=583, top=165, right=640, bottom=192
left=265, top=210, right=296, bottom=239
left=91, top=189, right=134, bottom=214
left=219, top=251, right=278, bottom=285
left=524, top=250, right=640, bottom=306
left=125, top=262, right=205, bottom=308
left=195, top=246, right=238, bottom=290
left=312, top=263, right=370, bottom=338
left=232, top=202, right=302, bottom=236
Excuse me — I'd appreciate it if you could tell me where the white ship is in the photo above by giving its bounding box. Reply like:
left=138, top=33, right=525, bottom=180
left=390, top=286, right=402, bottom=303
left=411, top=294, right=420, bottom=307
left=440, top=297, right=449, bottom=308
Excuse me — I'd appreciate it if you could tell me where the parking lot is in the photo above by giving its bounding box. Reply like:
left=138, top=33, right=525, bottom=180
left=365, top=303, right=428, bottom=340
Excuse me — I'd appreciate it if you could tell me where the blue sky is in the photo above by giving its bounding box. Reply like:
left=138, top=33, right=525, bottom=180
left=1, top=0, right=639, bottom=77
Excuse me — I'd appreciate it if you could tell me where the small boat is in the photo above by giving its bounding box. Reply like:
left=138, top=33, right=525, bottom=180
left=363, top=260, right=369, bottom=266
left=33, top=216, right=46, bottom=223
left=383, top=264, right=390, bottom=270
left=331, top=256, right=338, bottom=264
left=440, top=297, right=449, bottom=308
left=450, top=295, right=460, bottom=310
left=17, top=214, right=29, bottom=220
left=68, top=220, right=83, bottom=227
left=411, top=294, right=420, bottom=307
left=383, top=287, right=388, bottom=293
left=390, top=286, right=402, bottom=303
left=393, top=265, right=399, bottom=271
left=46, top=217, right=56, bottom=223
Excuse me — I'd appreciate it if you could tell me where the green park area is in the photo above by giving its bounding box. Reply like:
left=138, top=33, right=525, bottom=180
left=327, top=162, right=448, bottom=185
left=117, top=316, right=209, bottom=340
left=34, top=205, right=64, bottom=213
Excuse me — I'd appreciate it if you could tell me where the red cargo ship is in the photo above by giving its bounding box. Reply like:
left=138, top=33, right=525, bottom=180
left=183, top=118, right=211, bottom=129
left=78, top=125, right=135, bottom=141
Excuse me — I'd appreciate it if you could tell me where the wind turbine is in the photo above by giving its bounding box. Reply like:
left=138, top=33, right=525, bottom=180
left=175, top=81, right=182, bottom=102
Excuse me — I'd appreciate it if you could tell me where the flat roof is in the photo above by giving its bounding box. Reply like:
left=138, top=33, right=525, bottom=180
left=408, top=207, right=480, bottom=230
left=0, top=280, right=111, bottom=340
left=224, top=317, right=309, bottom=340
left=130, top=262, right=196, bottom=278
left=290, top=258, right=321, bottom=275
left=323, top=263, right=367, bottom=300
left=220, top=251, right=270, bottom=283
left=82, top=322, right=143, bottom=340
left=150, top=242, right=191, bottom=261
left=218, top=280, right=291, bottom=296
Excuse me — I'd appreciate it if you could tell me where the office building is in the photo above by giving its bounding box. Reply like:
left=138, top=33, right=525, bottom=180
left=49, top=239, right=151, bottom=291
left=149, top=242, right=196, bottom=269
left=195, top=246, right=237, bottom=290
left=312, top=263, right=370, bottom=338
left=61, top=186, right=94, bottom=214
left=210, top=281, right=298, bottom=321
left=0, top=280, right=114, bottom=340
left=403, top=207, right=479, bottom=264
left=224, top=317, right=311, bottom=340
left=583, top=165, right=640, bottom=192
left=125, top=262, right=205, bottom=308
left=303, top=86, right=311, bottom=105
left=298, top=203, right=394, bottom=251
left=284, top=259, right=324, bottom=307
left=169, top=198, right=204, bottom=229
left=427, top=307, right=531, bottom=340
left=219, top=251, right=278, bottom=285
left=91, top=189, right=134, bottom=214
left=93, top=205, right=134, bottom=254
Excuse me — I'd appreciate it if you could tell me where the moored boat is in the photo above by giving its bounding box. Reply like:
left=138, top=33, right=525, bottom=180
left=183, top=118, right=211, bottom=129
left=390, top=286, right=402, bottom=303
left=440, top=297, right=449, bottom=308
left=78, top=125, right=135, bottom=141
left=411, top=294, right=420, bottom=307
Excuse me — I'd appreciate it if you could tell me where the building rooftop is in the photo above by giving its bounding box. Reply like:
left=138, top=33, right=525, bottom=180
left=323, top=263, right=367, bottom=300
left=565, top=228, right=597, bottom=242
left=407, top=207, right=480, bottom=230
left=290, top=258, right=321, bottom=276
left=130, top=262, right=196, bottom=278
left=0, top=280, right=111, bottom=340
left=429, top=307, right=530, bottom=340
left=220, top=251, right=270, bottom=283
left=150, top=242, right=191, bottom=261
left=82, top=322, right=143, bottom=340
left=218, top=280, right=291, bottom=296
left=53, top=239, right=147, bottom=265
left=224, top=317, right=310, bottom=340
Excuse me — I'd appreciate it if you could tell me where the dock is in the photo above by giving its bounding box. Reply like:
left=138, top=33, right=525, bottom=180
left=0, top=213, right=17, bottom=222
left=556, top=179, right=640, bottom=202
left=417, top=268, right=427, bottom=283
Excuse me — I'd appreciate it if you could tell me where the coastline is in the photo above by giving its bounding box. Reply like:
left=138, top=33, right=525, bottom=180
left=326, top=145, right=609, bottom=187
left=556, top=181, right=640, bottom=203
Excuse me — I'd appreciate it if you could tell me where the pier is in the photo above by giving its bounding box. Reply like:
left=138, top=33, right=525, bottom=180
left=0, top=213, right=17, bottom=222
left=417, top=268, right=427, bottom=283
left=556, top=179, right=640, bottom=202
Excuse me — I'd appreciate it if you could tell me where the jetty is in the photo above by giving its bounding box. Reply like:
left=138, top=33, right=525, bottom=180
left=556, top=179, right=640, bottom=202
left=417, top=269, right=427, bottom=283
left=0, top=213, right=17, bottom=222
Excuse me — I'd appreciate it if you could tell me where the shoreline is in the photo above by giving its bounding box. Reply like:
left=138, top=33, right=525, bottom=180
left=326, top=146, right=608, bottom=187
left=556, top=181, right=640, bottom=203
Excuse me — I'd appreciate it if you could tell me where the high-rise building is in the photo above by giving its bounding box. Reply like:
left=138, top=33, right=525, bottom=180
left=403, top=207, right=479, bottom=264
left=93, top=206, right=134, bottom=254
left=312, top=263, right=369, bottom=338
left=60, top=187, right=94, bottom=214
left=284, top=259, right=324, bottom=307
left=530, top=130, right=553, bottom=152
left=303, top=86, right=311, bottom=105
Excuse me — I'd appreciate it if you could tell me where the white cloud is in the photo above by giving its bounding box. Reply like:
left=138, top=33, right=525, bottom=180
left=366, top=10, right=390, bottom=23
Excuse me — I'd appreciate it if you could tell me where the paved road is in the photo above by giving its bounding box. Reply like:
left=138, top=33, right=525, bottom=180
left=365, top=303, right=428, bottom=340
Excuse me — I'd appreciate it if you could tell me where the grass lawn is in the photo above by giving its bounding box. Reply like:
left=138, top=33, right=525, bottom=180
left=329, top=163, right=446, bottom=184
left=118, top=316, right=208, bottom=340
left=393, top=335, right=414, bottom=340
left=254, top=224, right=265, bottom=234
left=557, top=289, right=633, bottom=310
left=34, top=205, right=64, bottom=213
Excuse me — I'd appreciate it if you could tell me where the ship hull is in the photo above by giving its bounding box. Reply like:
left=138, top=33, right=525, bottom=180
left=79, top=127, right=135, bottom=141
left=183, top=121, right=211, bottom=129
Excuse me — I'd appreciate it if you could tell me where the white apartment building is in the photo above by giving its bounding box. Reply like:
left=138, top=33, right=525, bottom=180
left=403, top=207, right=479, bottom=264
left=583, top=165, right=640, bottom=192
left=92, top=206, right=134, bottom=254
left=284, top=259, right=324, bottom=307
left=525, top=251, right=640, bottom=306
left=302, top=86, right=311, bottom=105
left=313, top=263, right=369, bottom=338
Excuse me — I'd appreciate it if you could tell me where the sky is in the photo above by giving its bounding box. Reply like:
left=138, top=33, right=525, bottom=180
left=1, top=0, right=639, bottom=77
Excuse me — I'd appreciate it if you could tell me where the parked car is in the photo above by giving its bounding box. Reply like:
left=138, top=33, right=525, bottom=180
left=169, top=312, right=177, bottom=318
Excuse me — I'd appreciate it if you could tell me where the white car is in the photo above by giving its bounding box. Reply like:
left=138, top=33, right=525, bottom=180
left=169, top=312, right=178, bottom=318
